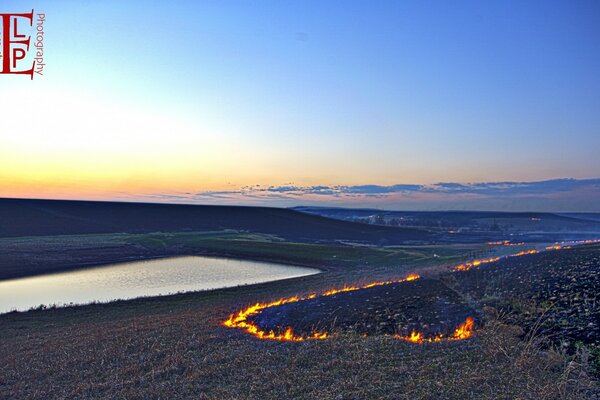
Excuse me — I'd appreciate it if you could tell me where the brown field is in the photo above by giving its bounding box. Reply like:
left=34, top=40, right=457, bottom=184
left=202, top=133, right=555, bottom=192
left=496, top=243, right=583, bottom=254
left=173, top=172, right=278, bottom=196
left=1, top=237, right=598, bottom=399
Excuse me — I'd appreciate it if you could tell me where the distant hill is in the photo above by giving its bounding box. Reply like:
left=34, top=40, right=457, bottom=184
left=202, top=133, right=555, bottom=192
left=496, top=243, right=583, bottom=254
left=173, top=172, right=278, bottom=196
left=560, top=213, right=600, bottom=223
left=293, top=207, right=600, bottom=233
left=0, top=199, right=434, bottom=244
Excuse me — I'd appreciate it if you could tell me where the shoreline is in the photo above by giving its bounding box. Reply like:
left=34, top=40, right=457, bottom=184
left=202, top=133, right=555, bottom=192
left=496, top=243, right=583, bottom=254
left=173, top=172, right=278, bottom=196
left=0, top=247, right=332, bottom=283
left=0, top=263, right=322, bottom=316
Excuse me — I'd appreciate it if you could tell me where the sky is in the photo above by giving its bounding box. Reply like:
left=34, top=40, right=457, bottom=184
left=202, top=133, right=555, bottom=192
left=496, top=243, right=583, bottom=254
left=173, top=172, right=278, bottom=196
left=1, top=1, right=600, bottom=211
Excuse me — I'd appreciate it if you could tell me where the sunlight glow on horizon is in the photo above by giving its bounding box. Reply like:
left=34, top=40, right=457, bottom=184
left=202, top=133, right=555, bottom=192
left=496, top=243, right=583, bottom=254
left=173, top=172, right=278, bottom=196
left=1, top=0, right=600, bottom=209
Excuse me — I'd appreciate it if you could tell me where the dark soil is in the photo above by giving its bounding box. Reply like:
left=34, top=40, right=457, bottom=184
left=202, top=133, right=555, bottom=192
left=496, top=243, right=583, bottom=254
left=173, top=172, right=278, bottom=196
left=453, top=246, right=600, bottom=349
left=247, top=245, right=600, bottom=350
left=248, top=278, right=478, bottom=337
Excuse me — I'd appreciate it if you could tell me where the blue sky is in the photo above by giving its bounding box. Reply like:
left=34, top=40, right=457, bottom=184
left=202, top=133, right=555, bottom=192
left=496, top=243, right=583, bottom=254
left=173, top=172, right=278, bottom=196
left=1, top=0, right=600, bottom=210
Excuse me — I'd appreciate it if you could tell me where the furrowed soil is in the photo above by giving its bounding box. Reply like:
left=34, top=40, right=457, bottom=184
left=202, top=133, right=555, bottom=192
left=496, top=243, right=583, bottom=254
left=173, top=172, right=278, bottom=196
left=451, top=244, right=600, bottom=352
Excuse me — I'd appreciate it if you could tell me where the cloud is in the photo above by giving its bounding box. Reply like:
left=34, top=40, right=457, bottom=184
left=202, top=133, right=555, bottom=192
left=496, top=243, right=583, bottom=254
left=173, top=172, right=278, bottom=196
left=124, top=178, right=600, bottom=212
left=343, top=184, right=424, bottom=195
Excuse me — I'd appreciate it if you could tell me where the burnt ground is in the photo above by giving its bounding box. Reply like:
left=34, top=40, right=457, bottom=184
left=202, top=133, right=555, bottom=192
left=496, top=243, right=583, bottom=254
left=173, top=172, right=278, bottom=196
left=248, top=278, right=477, bottom=337
left=247, top=245, right=600, bottom=351
left=451, top=245, right=600, bottom=350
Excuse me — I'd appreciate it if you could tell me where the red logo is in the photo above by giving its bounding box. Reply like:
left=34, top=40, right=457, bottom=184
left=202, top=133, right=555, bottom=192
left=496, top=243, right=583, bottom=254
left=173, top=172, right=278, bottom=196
left=0, top=9, right=45, bottom=80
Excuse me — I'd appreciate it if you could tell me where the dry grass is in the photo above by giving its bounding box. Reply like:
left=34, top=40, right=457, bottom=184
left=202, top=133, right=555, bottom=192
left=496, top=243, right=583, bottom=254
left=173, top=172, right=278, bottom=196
left=1, top=243, right=599, bottom=399
left=1, top=294, right=597, bottom=399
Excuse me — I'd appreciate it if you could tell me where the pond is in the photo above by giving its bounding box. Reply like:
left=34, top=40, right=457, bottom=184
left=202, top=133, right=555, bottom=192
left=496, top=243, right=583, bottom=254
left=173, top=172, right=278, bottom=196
left=0, top=256, right=320, bottom=313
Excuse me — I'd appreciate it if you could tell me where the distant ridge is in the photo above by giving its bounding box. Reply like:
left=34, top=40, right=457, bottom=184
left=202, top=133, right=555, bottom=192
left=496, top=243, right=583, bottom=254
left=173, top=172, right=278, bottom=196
left=293, top=206, right=600, bottom=226
left=0, top=198, right=433, bottom=244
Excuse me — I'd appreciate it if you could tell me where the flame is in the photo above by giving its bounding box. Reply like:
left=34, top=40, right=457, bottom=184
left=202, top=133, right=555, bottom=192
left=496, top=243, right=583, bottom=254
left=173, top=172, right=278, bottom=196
left=450, top=317, right=474, bottom=340
left=454, top=257, right=501, bottom=272
left=402, top=331, right=424, bottom=344
left=394, top=317, right=474, bottom=343
left=453, top=249, right=539, bottom=272
left=511, top=249, right=538, bottom=257
left=223, top=239, right=599, bottom=344
left=223, top=273, right=421, bottom=342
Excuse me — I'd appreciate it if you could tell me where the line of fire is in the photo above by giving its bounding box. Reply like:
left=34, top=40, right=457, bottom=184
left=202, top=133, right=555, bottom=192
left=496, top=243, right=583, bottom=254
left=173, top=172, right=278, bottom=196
left=223, top=239, right=600, bottom=343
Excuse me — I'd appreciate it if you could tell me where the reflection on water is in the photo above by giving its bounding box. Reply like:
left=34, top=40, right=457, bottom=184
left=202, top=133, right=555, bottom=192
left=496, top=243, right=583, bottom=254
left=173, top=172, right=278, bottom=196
left=0, top=256, right=320, bottom=313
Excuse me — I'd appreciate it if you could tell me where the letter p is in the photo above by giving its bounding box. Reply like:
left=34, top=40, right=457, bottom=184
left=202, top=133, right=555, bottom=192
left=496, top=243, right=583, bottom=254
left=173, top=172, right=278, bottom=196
left=12, top=48, right=27, bottom=68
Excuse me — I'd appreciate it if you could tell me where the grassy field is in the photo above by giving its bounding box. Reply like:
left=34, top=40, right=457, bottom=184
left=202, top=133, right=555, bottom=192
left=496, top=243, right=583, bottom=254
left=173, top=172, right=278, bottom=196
left=0, top=231, right=485, bottom=281
left=0, top=235, right=598, bottom=399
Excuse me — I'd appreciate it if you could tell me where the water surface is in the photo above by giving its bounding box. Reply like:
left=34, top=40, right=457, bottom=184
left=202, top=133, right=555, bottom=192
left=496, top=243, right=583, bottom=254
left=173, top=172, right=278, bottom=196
left=0, top=256, right=320, bottom=313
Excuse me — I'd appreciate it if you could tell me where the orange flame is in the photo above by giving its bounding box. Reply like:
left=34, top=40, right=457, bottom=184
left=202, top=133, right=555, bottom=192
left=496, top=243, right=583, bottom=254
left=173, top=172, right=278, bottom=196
left=394, top=317, right=474, bottom=343
left=402, top=331, right=424, bottom=344
left=223, top=239, right=599, bottom=344
left=223, top=273, right=421, bottom=342
left=454, top=257, right=501, bottom=272
left=512, top=249, right=538, bottom=256
left=453, top=249, right=539, bottom=272
left=450, top=316, right=475, bottom=340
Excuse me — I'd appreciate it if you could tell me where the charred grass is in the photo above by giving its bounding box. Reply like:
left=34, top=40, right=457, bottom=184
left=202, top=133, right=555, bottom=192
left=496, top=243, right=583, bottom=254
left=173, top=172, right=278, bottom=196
left=450, top=244, right=600, bottom=365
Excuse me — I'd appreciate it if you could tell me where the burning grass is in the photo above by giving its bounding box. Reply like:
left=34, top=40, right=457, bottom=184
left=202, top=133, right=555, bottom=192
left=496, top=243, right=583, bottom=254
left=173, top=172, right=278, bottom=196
left=223, top=244, right=584, bottom=344
left=223, top=274, right=421, bottom=341
left=394, top=316, right=475, bottom=343
left=1, top=307, right=596, bottom=400
left=453, top=250, right=538, bottom=272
